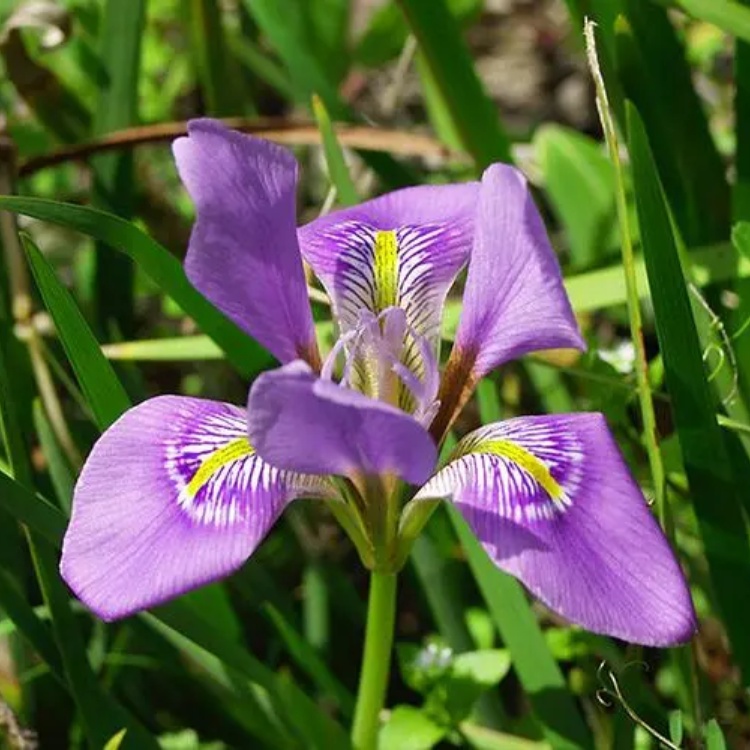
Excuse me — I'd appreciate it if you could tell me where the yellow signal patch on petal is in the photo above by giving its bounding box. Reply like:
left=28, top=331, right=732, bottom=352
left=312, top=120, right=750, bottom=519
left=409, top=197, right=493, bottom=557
left=184, top=437, right=255, bottom=500
left=470, top=439, right=568, bottom=510
left=373, top=230, right=399, bottom=311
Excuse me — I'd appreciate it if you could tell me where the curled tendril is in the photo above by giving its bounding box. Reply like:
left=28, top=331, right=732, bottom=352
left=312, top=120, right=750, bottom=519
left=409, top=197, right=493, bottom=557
left=688, top=283, right=738, bottom=407
left=596, top=661, right=681, bottom=750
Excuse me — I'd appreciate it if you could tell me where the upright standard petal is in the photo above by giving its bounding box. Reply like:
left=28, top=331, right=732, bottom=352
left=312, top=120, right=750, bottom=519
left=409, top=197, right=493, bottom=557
left=298, top=182, right=479, bottom=351
left=61, top=396, right=329, bottom=620
left=413, top=413, right=696, bottom=645
left=451, top=164, right=585, bottom=380
left=247, top=361, right=437, bottom=485
left=173, top=120, right=318, bottom=365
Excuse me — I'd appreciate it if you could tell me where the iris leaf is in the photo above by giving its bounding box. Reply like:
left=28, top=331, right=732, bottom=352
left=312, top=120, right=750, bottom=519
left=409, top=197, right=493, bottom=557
left=0, top=196, right=272, bottom=378
left=90, top=0, right=145, bottom=337
left=628, top=101, right=750, bottom=682
left=23, top=234, right=130, bottom=430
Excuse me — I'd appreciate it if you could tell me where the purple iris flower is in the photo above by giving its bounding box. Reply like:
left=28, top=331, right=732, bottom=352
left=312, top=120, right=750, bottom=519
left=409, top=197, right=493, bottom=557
left=60, top=119, right=695, bottom=646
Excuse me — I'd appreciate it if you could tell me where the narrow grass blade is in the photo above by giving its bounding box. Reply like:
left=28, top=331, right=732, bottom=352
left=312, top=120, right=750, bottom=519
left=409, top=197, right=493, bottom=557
left=0, top=197, right=271, bottom=377
left=29, top=539, right=160, bottom=749
left=264, top=603, right=355, bottom=716
left=312, top=95, right=359, bottom=206
left=736, top=3, right=750, bottom=220
left=90, top=0, right=145, bottom=336
left=0, top=567, right=65, bottom=682
left=150, top=603, right=352, bottom=750
left=628, top=101, right=750, bottom=681
left=0, top=471, right=67, bottom=546
left=33, top=400, right=75, bottom=512
left=23, top=235, right=129, bottom=430
left=188, top=0, right=243, bottom=116
left=396, top=0, right=511, bottom=168
left=101, top=335, right=223, bottom=361
left=449, top=507, right=591, bottom=750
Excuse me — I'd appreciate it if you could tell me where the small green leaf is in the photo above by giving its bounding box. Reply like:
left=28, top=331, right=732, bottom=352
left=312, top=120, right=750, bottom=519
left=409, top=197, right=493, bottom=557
left=668, top=710, right=684, bottom=746
left=103, top=729, right=128, bottom=750
left=451, top=650, right=511, bottom=688
left=704, top=719, right=727, bottom=750
left=378, top=705, right=446, bottom=750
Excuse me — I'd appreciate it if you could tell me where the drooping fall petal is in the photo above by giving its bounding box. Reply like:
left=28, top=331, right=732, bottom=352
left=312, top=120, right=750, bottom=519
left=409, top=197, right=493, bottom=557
left=412, top=413, right=696, bottom=646
left=299, top=182, right=479, bottom=355
left=451, top=164, right=585, bottom=380
left=61, top=396, right=330, bottom=620
left=247, top=360, right=437, bottom=485
left=173, top=119, right=318, bottom=365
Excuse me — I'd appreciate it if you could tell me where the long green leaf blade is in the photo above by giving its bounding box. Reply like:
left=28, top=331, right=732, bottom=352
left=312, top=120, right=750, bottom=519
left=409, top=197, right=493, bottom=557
left=91, top=0, right=146, bottom=336
left=0, top=197, right=271, bottom=377
left=23, top=235, right=129, bottom=430
left=627, top=101, right=750, bottom=682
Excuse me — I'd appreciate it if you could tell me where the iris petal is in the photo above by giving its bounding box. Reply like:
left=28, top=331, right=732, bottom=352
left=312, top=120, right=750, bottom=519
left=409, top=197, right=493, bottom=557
left=451, top=163, right=585, bottom=379
left=173, top=119, right=319, bottom=366
left=299, top=182, right=479, bottom=354
left=247, top=361, right=437, bottom=485
left=412, top=413, right=696, bottom=645
left=61, top=396, right=330, bottom=620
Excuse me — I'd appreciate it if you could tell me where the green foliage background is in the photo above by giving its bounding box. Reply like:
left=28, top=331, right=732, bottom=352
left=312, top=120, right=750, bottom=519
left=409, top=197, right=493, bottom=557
left=0, top=0, right=749, bottom=747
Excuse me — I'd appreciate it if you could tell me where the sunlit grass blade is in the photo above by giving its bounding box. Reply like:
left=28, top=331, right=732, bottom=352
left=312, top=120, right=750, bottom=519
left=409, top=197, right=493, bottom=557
left=90, top=0, right=145, bottom=336
left=628, top=101, right=750, bottom=681
left=534, top=125, right=617, bottom=270
left=102, top=335, right=224, bottom=361
left=396, top=0, right=511, bottom=168
left=23, top=234, right=129, bottom=430
left=0, top=197, right=271, bottom=377
left=453, top=380, right=592, bottom=749
left=312, top=94, right=359, bottom=206
left=664, top=0, right=750, bottom=43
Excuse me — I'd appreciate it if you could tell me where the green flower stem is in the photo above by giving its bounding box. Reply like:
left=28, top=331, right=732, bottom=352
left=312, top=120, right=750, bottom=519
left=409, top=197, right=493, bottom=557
left=351, top=571, right=398, bottom=750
